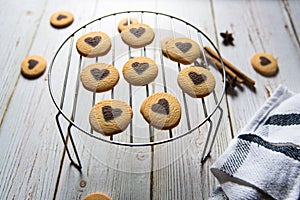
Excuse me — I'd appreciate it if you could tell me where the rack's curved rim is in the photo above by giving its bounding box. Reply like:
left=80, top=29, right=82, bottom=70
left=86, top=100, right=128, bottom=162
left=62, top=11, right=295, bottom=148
left=47, top=10, right=226, bottom=147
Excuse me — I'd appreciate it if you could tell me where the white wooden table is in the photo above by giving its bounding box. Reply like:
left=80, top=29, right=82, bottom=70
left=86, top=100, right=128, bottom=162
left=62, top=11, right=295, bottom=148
left=0, top=0, right=299, bottom=199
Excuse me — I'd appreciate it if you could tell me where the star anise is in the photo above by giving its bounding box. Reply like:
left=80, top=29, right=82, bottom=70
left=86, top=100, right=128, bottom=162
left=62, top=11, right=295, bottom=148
left=220, top=31, right=234, bottom=46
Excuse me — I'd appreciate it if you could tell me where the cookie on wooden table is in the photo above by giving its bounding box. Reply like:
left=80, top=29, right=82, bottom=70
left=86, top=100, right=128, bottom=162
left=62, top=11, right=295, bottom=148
left=50, top=11, right=74, bottom=28
left=21, top=55, right=47, bottom=79
left=89, top=99, right=133, bottom=136
left=140, top=92, right=181, bottom=130
left=122, top=56, right=158, bottom=86
left=118, top=17, right=139, bottom=32
left=121, top=23, right=155, bottom=48
left=83, top=192, right=111, bottom=200
left=166, top=38, right=201, bottom=65
left=177, top=66, right=215, bottom=98
left=251, top=53, right=278, bottom=76
left=76, top=32, right=111, bottom=58
left=80, top=63, right=119, bottom=93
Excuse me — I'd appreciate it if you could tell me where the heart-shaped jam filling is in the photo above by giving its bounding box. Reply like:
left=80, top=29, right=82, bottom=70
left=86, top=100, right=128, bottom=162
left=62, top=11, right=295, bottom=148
left=90, top=68, right=109, bottom=81
left=131, top=62, right=149, bottom=75
left=28, top=59, right=39, bottom=70
left=84, top=36, right=102, bottom=47
left=175, top=42, right=192, bottom=53
left=57, top=14, right=67, bottom=21
left=102, top=105, right=122, bottom=121
left=259, top=56, right=271, bottom=66
left=129, top=27, right=146, bottom=38
left=151, top=98, right=170, bottom=115
left=188, top=71, right=207, bottom=85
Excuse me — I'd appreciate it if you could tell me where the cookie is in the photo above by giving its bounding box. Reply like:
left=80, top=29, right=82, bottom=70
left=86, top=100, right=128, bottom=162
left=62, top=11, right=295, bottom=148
left=251, top=53, right=278, bottom=76
left=83, top=192, right=111, bottom=200
left=118, top=17, right=139, bottom=32
left=21, top=55, right=47, bottom=79
left=166, top=38, right=201, bottom=65
left=122, top=56, right=158, bottom=86
left=161, top=36, right=173, bottom=57
left=177, top=66, right=215, bottom=98
left=76, top=32, right=111, bottom=58
left=140, top=93, right=181, bottom=130
left=50, top=11, right=74, bottom=28
left=89, top=99, right=133, bottom=136
left=80, top=63, right=119, bottom=93
left=121, top=23, right=155, bottom=48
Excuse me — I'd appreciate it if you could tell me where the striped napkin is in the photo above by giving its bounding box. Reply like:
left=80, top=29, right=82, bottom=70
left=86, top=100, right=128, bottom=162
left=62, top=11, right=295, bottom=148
left=210, top=85, right=300, bottom=200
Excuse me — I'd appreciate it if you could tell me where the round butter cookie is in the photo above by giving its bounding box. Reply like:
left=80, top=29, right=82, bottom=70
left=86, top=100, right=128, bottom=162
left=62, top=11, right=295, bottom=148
left=121, top=23, right=155, bottom=48
left=50, top=11, right=74, bottom=28
left=251, top=53, right=278, bottom=76
left=177, top=66, right=215, bottom=98
left=118, top=17, right=139, bottom=32
left=89, top=99, right=133, bottom=136
left=83, top=192, right=111, bottom=200
left=140, top=93, right=181, bottom=130
left=76, top=32, right=111, bottom=58
left=166, top=38, right=201, bottom=65
left=80, top=63, right=119, bottom=93
left=21, top=55, right=47, bottom=79
left=122, top=56, right=158, bottom=86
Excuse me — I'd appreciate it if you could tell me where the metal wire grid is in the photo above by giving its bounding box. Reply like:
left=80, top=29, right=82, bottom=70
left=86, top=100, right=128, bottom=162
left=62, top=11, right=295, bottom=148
left=48, top=11, right=226, bottom=170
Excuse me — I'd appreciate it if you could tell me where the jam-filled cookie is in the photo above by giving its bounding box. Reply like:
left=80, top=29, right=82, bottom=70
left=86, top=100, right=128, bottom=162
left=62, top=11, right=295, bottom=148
left=121, top=23, right=155, bottom=48
left=89, top=99, right=133, bottom=136
left=83, top=192, right=111, bottom=200
left=166, top=38, right=201, bottom=65
left=50, top=11, right=74, bottom=28
left=122, top=56, right=158, bottom=86
left=118, top=17, right=139, bottom=32
left=251, top=53, right=278, bottom=76
left=80, top=63, right=119, bottom=93
left=76, top=32, right=111, bottom=58
left=21, top=55, right=47, bottom=79
left=177, top=66, right=215, bottom=98
left=140, top=93, right=181, bottom=130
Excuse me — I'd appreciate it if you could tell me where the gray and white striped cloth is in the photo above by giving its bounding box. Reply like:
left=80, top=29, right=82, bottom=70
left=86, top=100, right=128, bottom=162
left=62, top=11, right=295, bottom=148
left=210, top=85, right=300, bottom=200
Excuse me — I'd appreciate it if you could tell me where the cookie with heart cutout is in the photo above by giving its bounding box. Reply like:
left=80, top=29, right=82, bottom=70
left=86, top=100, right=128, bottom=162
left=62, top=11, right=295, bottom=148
left=120, top=23, right=155, bottom=48
left=166, top=38, right=201, bottom=65
left=177, top=66, right=215, bottom=98
left=89, top=99, right=133, bottom=136
left=140, top=92, right=181, bottom=130
left=50, top=11, right=74, bottom=28
left=122, top=56, right=158, bottom=86
left=80, top=63, right=119, bottom=93
left=76, top=31, right=111, bottom=58
left=251, top=53, right=278, bottom=76
left=21, top=55, right=47, bottom=79
left=118, top=17, right=139, bottom=32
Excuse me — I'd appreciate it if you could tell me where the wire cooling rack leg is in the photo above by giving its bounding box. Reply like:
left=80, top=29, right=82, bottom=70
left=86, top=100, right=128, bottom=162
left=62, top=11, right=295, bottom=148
left=200, top=119, right=213, bottom=162
left=55, top=112, right=82, bottom=171
left=201, top=106, right=223, bottom=163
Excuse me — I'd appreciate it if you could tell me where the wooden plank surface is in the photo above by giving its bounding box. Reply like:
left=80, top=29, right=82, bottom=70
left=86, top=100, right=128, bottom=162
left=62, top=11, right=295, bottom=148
left=0, top=0, right=299, bottom=200
left=0, top=0, right=105, bottom=199
left=0, top=0, right=48, bottom=123
left=214, top=0, right=300, bottom=136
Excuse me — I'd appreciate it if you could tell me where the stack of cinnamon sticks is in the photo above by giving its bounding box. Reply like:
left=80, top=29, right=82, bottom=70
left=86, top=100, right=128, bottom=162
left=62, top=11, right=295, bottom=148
left=204, top=46, right=255, bottom=88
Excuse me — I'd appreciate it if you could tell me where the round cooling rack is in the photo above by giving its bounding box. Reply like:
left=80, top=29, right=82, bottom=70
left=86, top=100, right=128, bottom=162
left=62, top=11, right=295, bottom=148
left=48, top=11, right=226, bottom=148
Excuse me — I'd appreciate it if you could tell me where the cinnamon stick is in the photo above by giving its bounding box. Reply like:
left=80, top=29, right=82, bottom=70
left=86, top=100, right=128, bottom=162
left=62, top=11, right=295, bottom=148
left=204, top=46, right=255, bottom=86
left=206, top=53, right=244, bottom=83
